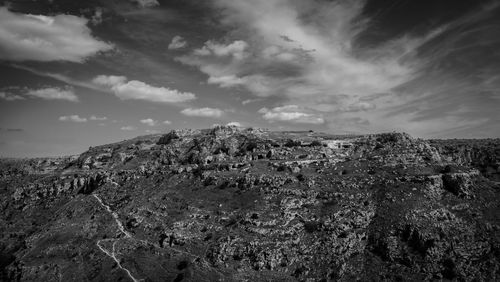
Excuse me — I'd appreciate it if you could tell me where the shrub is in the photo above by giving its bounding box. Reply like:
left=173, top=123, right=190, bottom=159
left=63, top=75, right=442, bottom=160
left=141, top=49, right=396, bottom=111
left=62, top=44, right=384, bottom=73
left=310, top=140, right=322, bottom=147
left=285, top=139, right=301, bottom=147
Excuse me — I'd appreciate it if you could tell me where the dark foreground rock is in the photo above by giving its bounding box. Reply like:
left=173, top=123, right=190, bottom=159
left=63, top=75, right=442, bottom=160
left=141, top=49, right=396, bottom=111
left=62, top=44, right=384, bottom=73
left=0, top=127, right=499, bottom=281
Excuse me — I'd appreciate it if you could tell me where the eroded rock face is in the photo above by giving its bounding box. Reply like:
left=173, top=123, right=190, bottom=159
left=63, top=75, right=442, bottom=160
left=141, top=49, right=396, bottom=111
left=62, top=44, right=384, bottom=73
left=0, top=128, right=499, bottom=281
left=442, top=170, right=480, bottom=198
left=430, top=139, right=500, bottom=181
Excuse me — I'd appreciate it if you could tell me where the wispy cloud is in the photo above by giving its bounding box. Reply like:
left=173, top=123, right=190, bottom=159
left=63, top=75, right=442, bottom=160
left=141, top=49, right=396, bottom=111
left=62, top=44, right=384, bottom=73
left=176, top=1, right=425, bottom=103
left=168, top=35, right=187, bottom=50
left=90, top=115, right=108, bottom=121
left=173, top=0, right=499, bottom=137
left=0, top=92, right=25, bottom=101
left=59, top=115, right=87, bottom=123
left=26, top=87, right=79, bottom=102
left=0, top=7, right=112, bottom=62
left=181, top=107, right=224, bottom=118
left=120, top=126, right=137, bottom=131
left=163, top=120, right=172, bottom=125
left=192, top=40, right=249, bottom=59
left=131, top=0, right=159, bottom=8
left=259, top=105, right=325, bottom=124
left=11, top=65, right=103, bottom=91
left=93, top=75, right=196, bottom=103
left=58, top=114, right=108, bottom=123
left=242, top=98, right=262, bottom=105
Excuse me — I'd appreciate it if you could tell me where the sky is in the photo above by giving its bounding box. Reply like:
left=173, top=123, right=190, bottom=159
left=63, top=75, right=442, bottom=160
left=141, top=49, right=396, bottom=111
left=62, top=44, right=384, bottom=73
left=0, top=0, right=499, bottom=157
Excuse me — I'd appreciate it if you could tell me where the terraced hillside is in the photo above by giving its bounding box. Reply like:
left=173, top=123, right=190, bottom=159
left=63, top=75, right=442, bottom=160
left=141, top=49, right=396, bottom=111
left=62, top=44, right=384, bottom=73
left=1, top=126, right=499, bottom=281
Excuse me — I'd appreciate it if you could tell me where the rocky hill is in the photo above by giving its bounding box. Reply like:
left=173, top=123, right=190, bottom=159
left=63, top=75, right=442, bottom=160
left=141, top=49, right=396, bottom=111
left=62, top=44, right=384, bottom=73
left=1, top=126, right=499, bottom=281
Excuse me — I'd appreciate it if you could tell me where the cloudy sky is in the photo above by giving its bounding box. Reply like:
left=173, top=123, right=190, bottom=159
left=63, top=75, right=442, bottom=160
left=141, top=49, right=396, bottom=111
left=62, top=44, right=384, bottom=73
left=0, top=0, right=499, bottom=157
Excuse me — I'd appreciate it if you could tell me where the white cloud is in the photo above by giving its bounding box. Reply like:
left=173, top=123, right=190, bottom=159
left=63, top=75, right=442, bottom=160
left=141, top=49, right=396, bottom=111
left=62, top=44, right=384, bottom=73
left=226, top=121, right=242, bottom=127
left=0, top=7, right=112, bottom=62
left=242, top=98, right=262, bottom=105
left=207, top=75, right=246, bottom=88
left=181, top=107, right=224, bottom=118
left=92, top=75, right=127, bottom=87
left=59, top=115, right=87, bottom=123
left=177, top=0, right=448, bottom=133
left=93, top=75, right=196, bottom=103
left=178, top=1, right=422, bottom=102
left=120, top=126, right=136, bottom=131
left=259, top=105, right=325, bottom=124
left=193, top=40, right=249, bottom=60
left=0, top=92, right=25, bottom=101
left=131, top=0, right=159, bottom=8
left=163, top=120, right=172, bottom=125
left=90, top=115, right=107, bottom=121
left=140, top=118, right=157, bottom=126
left=26, top=87, right=79, bottom=102
left=168, top=35, right=187, bottom=50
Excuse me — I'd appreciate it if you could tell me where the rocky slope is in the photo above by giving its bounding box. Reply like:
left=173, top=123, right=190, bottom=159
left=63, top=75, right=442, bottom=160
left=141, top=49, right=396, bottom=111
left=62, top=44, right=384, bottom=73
left=429, top=139, right=500, bottom=182
left=1, top=126, right=499, bottom=281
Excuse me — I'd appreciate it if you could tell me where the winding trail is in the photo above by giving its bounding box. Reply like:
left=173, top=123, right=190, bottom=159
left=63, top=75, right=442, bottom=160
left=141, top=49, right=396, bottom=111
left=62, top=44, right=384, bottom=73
left=92, top=193, right=225, bottom=280
left=92, top=194, right=142, bottom=282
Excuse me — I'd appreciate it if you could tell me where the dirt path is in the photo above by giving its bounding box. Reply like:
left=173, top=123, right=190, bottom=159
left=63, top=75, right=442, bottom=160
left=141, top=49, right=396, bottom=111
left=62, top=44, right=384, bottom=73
left=92, top=194, right=142, bottom=282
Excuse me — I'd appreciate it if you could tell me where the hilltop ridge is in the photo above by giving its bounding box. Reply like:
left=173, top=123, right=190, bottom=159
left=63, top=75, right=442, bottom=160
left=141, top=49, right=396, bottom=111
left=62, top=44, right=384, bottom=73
left=0, top=127, right=499, bottom=281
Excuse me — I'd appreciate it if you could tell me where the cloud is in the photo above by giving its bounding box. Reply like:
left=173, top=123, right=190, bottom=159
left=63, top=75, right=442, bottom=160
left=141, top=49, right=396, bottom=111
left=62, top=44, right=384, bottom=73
left=259, top=105, right=325, bottom=124
left=90, top=8, right=103, bottom=26
left=58, top=114, right=107, bottom=123
left=59, top=115, right=87, bottom=123
left=140, top=118, right=157, bottom=126
left=177, top=1, right=428, bottom=102
left=177, top=40, right=254, bottom=90
left=146, top=129, right=161, bottom=134
left=93, top=75, right=196, bottom=103
left=93, top=75, right=127, bottom=87
left=181, top=107, right=224, bottom=118
left=177, top=0, right=475, bottom=135
left=90, top=115, right=107, bottom=121
left=207, top=75, right=246, bottom=88
left=163, top=120, right=172, bottom=125
left=0, top=92, right=25, bottom=101
left=193, top=40, right=249, bottom=60
left=341, top=101, right=376, bottom=112
left=242, top=98, right=262, bottom=105
left=226, top=121, right=242, bottom=127
left=120, top=126, right=136, bottom=131
left=26, top=87, right=79, bottom=102
left=11, top=65, right=103, bottom=91
left=0, top=7, right=112, bottom=62
left=168, top=35, right=187, bottom=50
left=131, top=0, right=159, bottom=8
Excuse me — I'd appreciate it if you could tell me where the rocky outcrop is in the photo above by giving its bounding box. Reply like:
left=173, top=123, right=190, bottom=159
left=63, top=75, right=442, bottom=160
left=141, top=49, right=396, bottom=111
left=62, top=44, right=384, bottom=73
left=430, top=139, right=500, bottom=181
left=442, top=170, right=480, bottom=198
left=1, top=128, right=499, bottom=281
